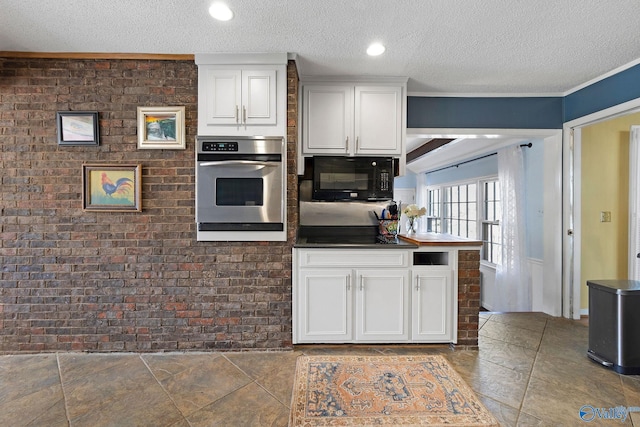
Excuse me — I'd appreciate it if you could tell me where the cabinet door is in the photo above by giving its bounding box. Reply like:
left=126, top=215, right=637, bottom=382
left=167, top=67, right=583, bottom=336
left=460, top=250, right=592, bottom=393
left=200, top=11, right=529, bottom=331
left=302, top=85, right=353, bottom=154
left=412, top=269, right=453, bottom=342
left=296, top=269, right=353, bottom=342
left=202, top=68, right=242, bottom=125
left=356, top=269, right=409, bottom=341
left=242, top=70, right=277, bottom=125
left=354, top=86, right=402, bottom=154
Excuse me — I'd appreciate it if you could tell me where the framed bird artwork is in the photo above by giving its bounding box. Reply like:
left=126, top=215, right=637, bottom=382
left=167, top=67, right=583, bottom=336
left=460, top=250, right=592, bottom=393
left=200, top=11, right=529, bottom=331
left=82, top=164, right=142, bottom=212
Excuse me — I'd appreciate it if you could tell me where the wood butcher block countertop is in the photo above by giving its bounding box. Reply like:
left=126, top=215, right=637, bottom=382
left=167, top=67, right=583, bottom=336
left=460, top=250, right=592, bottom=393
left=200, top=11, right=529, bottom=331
left=398, top=232, right=482, bottom=247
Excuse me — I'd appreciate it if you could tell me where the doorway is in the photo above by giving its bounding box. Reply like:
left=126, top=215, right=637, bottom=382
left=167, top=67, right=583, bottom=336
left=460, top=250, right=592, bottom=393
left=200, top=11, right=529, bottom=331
left=564, top=104, right=640, bottom=318
left=406, top=128, right=563, bottom=317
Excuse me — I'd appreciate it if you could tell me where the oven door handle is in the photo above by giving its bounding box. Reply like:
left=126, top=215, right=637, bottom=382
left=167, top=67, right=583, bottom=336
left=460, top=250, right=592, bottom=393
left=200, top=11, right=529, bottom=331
left=198, top=160, right=279, bottom=167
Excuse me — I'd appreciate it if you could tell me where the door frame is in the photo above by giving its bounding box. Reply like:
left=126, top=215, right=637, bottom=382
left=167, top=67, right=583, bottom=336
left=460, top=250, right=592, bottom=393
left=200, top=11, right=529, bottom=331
left=563, top=97, right=640, bottom=319
left=406, top=127, right=563, bottom=317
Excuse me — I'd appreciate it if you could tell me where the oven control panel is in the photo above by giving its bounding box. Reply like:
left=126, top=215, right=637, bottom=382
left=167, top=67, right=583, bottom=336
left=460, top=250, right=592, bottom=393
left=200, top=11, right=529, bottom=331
left=201, top=141, right=238, bottom=152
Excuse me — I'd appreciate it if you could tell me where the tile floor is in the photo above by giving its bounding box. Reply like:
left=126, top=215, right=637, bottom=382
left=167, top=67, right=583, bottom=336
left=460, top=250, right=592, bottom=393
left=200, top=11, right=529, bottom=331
left=1, top=312, right=639, bottom=426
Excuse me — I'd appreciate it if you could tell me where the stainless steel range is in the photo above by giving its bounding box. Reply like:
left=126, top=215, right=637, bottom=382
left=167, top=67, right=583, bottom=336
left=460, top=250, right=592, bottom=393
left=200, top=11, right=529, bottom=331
left=196, top=136, right=286, bottom=241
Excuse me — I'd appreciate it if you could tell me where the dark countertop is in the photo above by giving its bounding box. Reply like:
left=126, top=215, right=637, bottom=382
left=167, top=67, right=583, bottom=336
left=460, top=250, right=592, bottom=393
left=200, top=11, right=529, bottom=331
left=294, top=226, right=418, bottom=249
left=294, top=236, right=418, bottom=249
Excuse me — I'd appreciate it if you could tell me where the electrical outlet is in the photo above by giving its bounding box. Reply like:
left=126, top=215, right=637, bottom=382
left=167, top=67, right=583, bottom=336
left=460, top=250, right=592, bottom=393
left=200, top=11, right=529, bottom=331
left=600, top=211, right=612, bottom=222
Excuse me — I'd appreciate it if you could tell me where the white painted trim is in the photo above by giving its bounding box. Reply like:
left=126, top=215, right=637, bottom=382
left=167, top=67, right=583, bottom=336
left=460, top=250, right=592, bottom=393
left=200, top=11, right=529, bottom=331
left=564, top=98, right=640, bottom=128
left=563, top=57, right=640, bottom=96
left=195, top=52, right=289, bottom=65
left=407, top=128, right=557, bottom=139
left=300, top=75, right=408, bottom=84
left=629, top=127, right=640, bottom=280
left=580, top=308, right=589, bottom=316
left=563, top=96, right=640, bottom=320
left=529, top=258, right=545, bottom=313
left=542, top=132, right=564, bottom=317
left=407, top=91, right=562, bottom=98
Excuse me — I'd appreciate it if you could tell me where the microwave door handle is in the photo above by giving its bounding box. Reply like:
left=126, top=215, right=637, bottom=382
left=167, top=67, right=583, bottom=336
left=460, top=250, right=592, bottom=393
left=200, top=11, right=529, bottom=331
left=199, top=161, right=278, bottom=167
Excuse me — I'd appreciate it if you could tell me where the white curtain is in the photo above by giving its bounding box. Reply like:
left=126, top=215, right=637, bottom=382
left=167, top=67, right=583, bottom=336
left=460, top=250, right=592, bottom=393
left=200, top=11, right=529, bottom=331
left=494, top=145, right=531, bottom=311
left=415, top=173, right=428, bottom=233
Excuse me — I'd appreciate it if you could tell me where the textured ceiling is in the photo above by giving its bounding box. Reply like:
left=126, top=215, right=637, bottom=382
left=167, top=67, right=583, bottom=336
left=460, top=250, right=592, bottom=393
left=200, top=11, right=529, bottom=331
left=1, top=0, right=640, bottom=94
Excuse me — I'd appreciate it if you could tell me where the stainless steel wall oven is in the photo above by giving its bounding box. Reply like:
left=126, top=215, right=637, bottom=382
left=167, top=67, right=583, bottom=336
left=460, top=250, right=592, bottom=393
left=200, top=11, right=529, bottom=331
left=196, top=136, right=285, bottom=241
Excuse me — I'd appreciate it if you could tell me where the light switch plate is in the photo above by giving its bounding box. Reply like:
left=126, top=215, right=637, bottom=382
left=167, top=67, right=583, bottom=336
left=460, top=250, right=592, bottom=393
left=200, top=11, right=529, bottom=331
left=600, top=211, right=612, bottom=222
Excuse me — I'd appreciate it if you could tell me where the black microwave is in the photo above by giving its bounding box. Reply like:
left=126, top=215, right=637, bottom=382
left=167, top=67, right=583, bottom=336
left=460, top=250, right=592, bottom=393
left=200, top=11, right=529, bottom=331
left=312, top=156, right=395, bottom=201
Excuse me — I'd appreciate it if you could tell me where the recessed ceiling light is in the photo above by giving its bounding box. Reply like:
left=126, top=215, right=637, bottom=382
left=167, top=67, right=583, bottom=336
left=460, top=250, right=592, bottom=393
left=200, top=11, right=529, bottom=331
left=366, top=43, right=385, bottom=56
left=209, top=2, right=234, bottom=21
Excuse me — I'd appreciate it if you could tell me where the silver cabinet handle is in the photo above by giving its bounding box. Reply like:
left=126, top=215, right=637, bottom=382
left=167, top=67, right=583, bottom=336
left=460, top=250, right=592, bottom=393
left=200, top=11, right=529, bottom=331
left=235, top=105, right=239, bottom=123
left=347, top=274, right=351, bottom=291
left=345, top=136, right=349, bottom=149
left=356, top=136, right=359, bottom=151
left=415, top=276, right=420, bottom=291
left=360, top=275, right=364, bottom=291
left=243, top=106, right=247, bottom=124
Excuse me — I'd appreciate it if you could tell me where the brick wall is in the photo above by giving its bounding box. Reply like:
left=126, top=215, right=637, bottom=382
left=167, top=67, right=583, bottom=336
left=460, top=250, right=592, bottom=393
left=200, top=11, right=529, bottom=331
left=457, top=249, right=481, bottom=348
left=0, top=57, right=298, bottom=353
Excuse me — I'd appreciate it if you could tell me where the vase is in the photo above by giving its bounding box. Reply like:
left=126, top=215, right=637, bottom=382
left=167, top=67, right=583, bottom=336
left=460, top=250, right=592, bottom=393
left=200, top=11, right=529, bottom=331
left=407, top=217, right=418, bottom=234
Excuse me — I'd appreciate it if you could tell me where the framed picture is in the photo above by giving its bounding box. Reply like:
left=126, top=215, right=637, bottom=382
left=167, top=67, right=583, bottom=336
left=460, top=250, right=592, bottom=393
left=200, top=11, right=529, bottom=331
left=82, top=164, right=142, bottom=212
left=56, top=111, right=99, bottom=146
left=137, top=106, right=186, bottom=149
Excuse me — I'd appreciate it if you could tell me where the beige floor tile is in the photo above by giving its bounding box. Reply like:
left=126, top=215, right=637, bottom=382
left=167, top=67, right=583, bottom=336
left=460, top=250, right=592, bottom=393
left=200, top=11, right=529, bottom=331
left=294, top=344, right=384, bottom=356
left=187, top=381, right=289, bottom=427
left=0, top=384, right=67, bottom=427
left=0, top=354, right=67, bottom=426
left=476, top=394, right=519, bottom=427
left=60, top=354, right=184, bottom=426
left=485, top=312, right=548, bottom=333
left=531, top=352, right=626, bottom=405
left=1, top=312, right=633, bottom=427
left=537, top=324, right=589, bottom=363
left=478, top=334, right=537, bottom=372
left=621, top=375, right=640, bottom=425
left=515, top=411, right=546, bottom=426
left=58, top=353, right=136, bottom=381
left=143, top=353, right=252, bottom=417
left=375, top=344, right=453, bottom=356
left=446, top=351, right=529, bottom=409
left=479, top=315, right=489, bottom=329
left=224, top=351, right=299, bottom=407
left=0, top=354, right=62, bottom=403
left=479, top=318, right=543, bottom=351
left=522, top=376, right=632, bottom=425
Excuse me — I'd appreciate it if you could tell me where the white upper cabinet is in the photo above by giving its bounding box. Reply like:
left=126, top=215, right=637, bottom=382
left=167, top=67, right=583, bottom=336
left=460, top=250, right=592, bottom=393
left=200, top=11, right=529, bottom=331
left=354, top=86, right=402, bottom=154
left=301, top=79, right=406, bottom=156
left=196, top=53, right=287, bottom=136
left=302, top=85, right=353, bottom=154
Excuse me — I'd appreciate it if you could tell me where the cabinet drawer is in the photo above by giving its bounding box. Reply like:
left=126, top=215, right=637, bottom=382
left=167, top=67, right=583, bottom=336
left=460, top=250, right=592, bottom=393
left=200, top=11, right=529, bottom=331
left=297, top=249, right=409, bottom=268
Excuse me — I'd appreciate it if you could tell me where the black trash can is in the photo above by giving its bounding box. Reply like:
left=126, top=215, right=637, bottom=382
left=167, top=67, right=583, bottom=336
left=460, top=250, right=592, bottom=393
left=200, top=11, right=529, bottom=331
left=587, top=279, right=640, bottom=375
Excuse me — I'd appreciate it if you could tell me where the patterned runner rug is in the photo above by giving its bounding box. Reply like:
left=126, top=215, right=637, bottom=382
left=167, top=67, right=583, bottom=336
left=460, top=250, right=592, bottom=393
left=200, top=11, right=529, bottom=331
left=289, top=354, right=499, bottom=426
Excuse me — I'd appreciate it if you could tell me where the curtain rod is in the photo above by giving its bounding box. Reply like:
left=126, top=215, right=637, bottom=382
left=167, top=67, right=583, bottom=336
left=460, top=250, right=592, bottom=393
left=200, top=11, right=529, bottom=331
left=426, top=142, right=532, bottom=175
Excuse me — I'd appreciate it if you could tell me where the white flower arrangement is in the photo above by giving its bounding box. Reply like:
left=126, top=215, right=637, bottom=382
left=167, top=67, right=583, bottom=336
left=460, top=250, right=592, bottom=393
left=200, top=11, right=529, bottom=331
left=402, top=204, right=426, bottom=219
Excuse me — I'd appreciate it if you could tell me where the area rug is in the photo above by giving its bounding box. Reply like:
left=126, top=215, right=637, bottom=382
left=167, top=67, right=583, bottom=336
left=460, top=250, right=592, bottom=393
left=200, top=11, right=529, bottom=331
left=289, top=355, right=499, bottom=426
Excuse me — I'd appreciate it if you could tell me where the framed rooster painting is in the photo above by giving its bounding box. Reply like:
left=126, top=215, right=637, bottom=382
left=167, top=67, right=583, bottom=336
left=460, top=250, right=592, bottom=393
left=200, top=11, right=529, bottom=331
left=82, top=164, right=142, bottom=212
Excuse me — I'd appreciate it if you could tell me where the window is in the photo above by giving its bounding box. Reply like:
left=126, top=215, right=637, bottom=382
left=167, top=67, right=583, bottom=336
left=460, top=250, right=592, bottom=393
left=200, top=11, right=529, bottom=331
left=426, top=188, right=441, bottom=233
left=426, top=178, right=502, bottom=265
left=482, top=180, right=501, bottom=265
left=443, top=183, right=477, bottom=239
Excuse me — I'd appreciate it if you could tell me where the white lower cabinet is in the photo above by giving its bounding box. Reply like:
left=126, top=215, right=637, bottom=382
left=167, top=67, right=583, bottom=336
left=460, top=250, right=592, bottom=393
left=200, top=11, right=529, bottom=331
left=411, top=268, right=454, bottom=342
left=296, top=268, right=353, bottom=342
left=293, top=248, right=456, bottom=344
left=356, top=269, right=410, bottom=341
